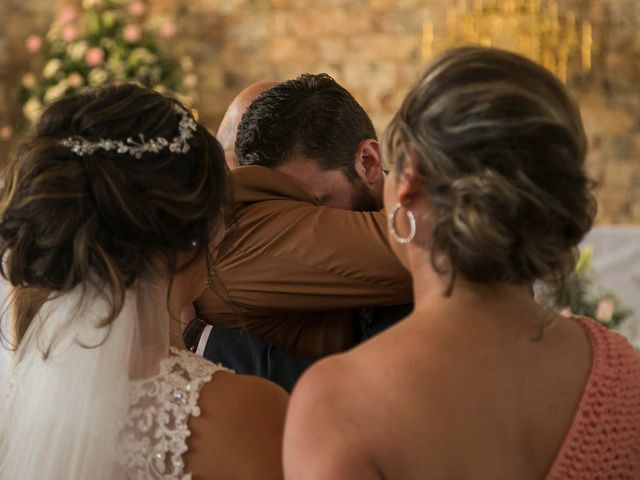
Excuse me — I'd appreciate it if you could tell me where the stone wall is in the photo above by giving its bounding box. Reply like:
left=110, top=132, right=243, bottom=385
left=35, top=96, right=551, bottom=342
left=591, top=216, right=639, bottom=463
left=0, top=0, right=638, bottom=223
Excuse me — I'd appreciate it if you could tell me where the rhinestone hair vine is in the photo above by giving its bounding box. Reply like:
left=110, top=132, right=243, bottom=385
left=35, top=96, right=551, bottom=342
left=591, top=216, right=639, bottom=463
left=60, top=104, right=197, bottom=159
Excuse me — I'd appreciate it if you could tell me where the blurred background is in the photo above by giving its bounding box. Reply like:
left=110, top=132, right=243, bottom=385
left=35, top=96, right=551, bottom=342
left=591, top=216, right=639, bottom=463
left=0, top=0, right=638, bottom=345
left=0, top=0, right=638, bottom=224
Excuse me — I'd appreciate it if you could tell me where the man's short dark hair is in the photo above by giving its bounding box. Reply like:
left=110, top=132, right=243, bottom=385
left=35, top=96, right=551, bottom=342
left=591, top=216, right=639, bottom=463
left=235, top=73, right=376, bottom=178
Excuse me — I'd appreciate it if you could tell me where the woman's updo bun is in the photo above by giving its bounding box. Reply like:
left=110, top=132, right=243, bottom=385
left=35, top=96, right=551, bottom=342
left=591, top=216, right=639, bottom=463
left=384, top=47, right=596, bottom=290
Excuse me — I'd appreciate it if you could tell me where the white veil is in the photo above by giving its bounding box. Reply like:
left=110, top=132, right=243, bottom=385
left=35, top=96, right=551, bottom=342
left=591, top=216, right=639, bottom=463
left=0, top=277, right=170, bottom=479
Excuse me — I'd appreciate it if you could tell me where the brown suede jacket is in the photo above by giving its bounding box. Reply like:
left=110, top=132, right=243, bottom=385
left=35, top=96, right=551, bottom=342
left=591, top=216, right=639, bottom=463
left=194, top=165, right=412, bottom=357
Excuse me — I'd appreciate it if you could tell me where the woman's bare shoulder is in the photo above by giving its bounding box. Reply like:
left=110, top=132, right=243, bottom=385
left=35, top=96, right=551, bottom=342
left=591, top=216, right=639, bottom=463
left=283, top=351, right=398, bottom=480
left=283, top=330, right=457, bottom=479
left=185, top=371, right=289, bottom=480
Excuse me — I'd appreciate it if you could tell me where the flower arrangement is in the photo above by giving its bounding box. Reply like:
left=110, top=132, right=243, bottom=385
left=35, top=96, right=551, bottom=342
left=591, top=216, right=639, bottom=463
left=541, top=247, right=634, bottom=329
left=19, top=0, right=197, bottom=124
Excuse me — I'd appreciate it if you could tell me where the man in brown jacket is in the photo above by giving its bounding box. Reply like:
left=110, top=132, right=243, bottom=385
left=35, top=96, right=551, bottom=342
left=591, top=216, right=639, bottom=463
left=193, top=74, right=412, bottom=365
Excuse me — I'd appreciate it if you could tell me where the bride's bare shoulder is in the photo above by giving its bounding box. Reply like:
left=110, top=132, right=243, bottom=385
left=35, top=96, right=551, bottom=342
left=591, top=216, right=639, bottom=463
left=185, top=371, right=288, bottom=480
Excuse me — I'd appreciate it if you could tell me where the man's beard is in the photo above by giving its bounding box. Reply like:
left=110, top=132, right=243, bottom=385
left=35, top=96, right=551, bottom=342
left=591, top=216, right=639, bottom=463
left=350, top=176, right=379, bottom=212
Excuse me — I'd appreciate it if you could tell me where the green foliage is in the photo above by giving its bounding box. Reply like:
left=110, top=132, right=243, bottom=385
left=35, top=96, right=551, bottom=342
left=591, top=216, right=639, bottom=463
left=19, top=0, right=196, bottom=124
left=542, top=247, right=633, bottom=328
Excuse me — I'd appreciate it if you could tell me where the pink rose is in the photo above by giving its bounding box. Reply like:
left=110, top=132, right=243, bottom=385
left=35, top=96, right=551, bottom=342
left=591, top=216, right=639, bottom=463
left=184, top=73, right=198, bottom=88
left=0, top=126, right=13, bottom=141
left=160, top=21, right=176, bottom=38
left=58, top=6, right=78, bottom=24
left=128, top=0, right=146, bottom=17
left=67, top=72, right=84, bottom=87
left=85, top=47, right=105, bottom=66
left=123, top=24, right=142, bottom=43
left=559, top=308, right=573, bottom=318
left=596, top=299, right=615, bottom=323
left=62, top=25, right=78, bottom=42
left=25, top=35, right=43, bottom=53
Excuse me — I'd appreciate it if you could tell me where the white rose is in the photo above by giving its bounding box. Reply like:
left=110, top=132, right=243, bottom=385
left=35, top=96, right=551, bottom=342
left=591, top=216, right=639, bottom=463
left=67, top=41, right=88, bottom=62
left=43, top=59, right=62, bottom=79
left=100, top=38, right=117, bottom=51
left=136, top=65, right=151, bottom=79
left=130, top=47, right=157, bottom=65
left=88, top=68, right=109, bottom=86
left=44, top=80, right=69, bottom=103
left=107, top=58, right=126, bottom=78
left=596, top=299, right=615, bottom=323
left=23, top=97, right=43, bottom=123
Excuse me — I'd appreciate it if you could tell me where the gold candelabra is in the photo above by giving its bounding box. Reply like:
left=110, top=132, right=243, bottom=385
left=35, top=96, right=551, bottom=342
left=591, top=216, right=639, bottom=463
left=422, top=0, right=592, bottom=82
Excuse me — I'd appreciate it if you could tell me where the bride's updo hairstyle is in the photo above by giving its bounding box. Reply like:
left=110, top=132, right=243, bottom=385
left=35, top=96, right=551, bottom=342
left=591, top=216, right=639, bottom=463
left=0, top=84, right=230, bottom=343
left=383, top=47, right=596, bottom=293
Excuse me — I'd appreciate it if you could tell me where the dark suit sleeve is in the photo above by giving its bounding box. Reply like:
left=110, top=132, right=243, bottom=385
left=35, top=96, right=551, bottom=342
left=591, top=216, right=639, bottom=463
left=202, top=324, right=317, bottom=392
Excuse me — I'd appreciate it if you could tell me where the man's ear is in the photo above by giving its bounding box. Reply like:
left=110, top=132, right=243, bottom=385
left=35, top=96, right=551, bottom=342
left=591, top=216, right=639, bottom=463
left=355, top=139, right=382, bottom=186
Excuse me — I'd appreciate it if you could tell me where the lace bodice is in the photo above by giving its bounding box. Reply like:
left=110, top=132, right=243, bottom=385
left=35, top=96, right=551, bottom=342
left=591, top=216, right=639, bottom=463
left=118, top=347, right=232, bottom=479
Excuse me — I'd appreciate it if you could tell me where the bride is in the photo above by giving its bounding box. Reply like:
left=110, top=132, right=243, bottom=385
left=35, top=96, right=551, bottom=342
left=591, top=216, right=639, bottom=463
left=0, top=84, right=287, bottom=479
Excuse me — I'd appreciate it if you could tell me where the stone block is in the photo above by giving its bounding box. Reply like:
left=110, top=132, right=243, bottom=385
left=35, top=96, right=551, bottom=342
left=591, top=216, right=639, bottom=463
left=342, top=61, right=374, bottom=89
left=605, top=52, right=635, bottom=87
left=267, top=12, right=293, bottom=36
left=269, top=0, right=293, bottom=8
left=603, top=161, right=636, bottom=188
left=348, top=34, right=418, bottom=61
left=265, top=37, right=320, bottom=65
left=290, top=0, right=354, bottom=7
left=608, top=135, right=634, bottom=161
left=0, top=39, right=7, bottom=69
left=368, top=0, right=422, bottom=9
left=318, top=38, right=347, bottom=64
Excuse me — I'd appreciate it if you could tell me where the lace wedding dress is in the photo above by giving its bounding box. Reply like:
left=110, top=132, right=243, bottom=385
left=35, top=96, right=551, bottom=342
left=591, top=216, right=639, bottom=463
left=119, top=347, right=231, bottom=479
left=0, top=280, right=231, bottom=479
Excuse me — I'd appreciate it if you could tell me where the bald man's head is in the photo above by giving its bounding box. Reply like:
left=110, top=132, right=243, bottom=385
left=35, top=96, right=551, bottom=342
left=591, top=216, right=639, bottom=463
left=217, top=81, right=276, bottom=153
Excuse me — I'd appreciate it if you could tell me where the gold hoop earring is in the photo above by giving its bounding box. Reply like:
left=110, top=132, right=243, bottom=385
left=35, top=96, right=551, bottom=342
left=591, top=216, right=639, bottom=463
left=388, top=202, right=416, bottom=244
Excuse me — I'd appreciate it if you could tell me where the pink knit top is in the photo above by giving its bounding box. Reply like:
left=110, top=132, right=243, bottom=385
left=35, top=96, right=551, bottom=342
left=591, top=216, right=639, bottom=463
left=546, top=316, right=640, bottom=479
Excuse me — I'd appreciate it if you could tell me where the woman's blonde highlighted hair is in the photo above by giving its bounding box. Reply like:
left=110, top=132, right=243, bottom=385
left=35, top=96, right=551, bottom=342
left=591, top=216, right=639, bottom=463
left=383, top=47, right=596, bottom=293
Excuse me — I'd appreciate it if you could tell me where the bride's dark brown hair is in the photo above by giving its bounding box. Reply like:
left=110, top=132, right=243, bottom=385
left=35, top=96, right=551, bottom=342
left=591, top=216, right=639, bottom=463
left=0, top=84, right=231, bottom=346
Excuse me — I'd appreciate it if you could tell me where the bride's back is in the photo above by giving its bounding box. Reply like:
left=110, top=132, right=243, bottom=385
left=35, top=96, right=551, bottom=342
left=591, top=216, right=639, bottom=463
left=0, top=84, right=287, bottom=479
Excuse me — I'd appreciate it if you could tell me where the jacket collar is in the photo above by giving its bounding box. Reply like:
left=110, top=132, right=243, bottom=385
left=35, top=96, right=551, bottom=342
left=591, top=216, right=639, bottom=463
left=230, top=165, right=319, bottom=205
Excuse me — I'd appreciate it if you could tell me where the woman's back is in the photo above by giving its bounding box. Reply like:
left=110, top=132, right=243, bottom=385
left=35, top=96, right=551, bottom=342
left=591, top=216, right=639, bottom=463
left=121, top=347, right=287, bottom=479
left=287, top=297, right=640, bottom=479
left=362, top=308, right=638, bottom=478
left=185, top=359, right=288, bottom=480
